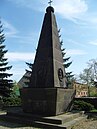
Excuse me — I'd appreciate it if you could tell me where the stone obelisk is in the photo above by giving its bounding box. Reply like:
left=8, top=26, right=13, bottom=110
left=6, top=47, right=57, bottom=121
left=20, top=5, right=75, bottom=116
left=29, top=6, right=66, bottom=88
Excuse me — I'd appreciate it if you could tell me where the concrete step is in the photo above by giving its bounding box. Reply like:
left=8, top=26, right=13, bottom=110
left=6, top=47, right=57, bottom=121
left=7, top=112, right=62, bottom=125
left=7, top=109, right=85, bottom=125
left=0, top=115, right=65, bottom=129
left=54, top=111, right=85, bottom=124
left=32, top=116, right=87, bottom=129
left=0, top=113, right=88, bottom=129
left=62, top=116, right=87, bottom=129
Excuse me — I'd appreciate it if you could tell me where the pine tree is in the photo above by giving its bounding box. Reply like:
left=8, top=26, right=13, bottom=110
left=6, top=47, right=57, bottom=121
left=0, top=21, right=13, bottom=97
left=59, top=30, right=74, bottom=88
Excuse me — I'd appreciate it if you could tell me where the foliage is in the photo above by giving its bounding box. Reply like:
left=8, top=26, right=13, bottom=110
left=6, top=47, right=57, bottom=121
left=0, top=20, right=13, bottom=97
left=59, top=30, right=74, bottom=87
left=90, top=109, right=97, bottom=113
left=12, top=81, right=20, bottom=96
left=2, top=92, right=21, bottom=106
left=77, top=59, right=97, bottom=96
left=2, top=97, right=21, bottom=107
left=1, top=83, right=21, bottom=107
left=73, top=100, right=95, bottom=111
left=89, top=86, right=97, bottom=97
left=78, top=59, right=97, bottom=86
left=0, top=98, right=4, bottom=108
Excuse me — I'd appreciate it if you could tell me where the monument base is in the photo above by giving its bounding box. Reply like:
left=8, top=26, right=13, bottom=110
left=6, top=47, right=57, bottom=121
left=20, top=88, right=75, bottom=116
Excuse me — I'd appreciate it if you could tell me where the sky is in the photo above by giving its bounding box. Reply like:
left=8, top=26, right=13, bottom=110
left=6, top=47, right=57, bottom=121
left=0, top=0, right=97, bottom=82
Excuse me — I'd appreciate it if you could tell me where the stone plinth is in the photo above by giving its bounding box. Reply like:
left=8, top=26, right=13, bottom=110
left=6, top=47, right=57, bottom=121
left=20, top=88, right=75, bottom=116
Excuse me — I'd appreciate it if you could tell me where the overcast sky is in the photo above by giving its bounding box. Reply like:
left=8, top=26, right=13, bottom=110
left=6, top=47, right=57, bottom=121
left=0, top=0, right=97, bottom=81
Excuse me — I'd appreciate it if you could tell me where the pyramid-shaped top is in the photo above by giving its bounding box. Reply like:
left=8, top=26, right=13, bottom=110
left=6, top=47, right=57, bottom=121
left=29, top=6, right=67, bottom=88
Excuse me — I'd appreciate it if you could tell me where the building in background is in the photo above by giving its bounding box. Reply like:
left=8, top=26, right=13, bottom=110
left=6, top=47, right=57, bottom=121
left=18, top=72, right=30, bottom=88
left=73, top=82, right=88, bottom=97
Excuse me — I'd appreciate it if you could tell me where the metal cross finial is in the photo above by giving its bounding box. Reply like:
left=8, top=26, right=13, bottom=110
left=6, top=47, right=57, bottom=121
left=48, top=0, right=53, bottom=6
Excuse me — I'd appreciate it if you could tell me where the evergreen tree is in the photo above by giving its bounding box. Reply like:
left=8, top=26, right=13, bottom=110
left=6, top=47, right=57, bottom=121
left=59, top=30, right=74, bottom=88
left=0, top=21, right=13, bottom=97
left=61, top=42, right=74, bottom=87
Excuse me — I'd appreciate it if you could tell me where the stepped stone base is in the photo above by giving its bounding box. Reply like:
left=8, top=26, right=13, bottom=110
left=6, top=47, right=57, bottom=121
left=0, top=107, right=87, bottom=129
left=20, top=88, right=75, bottom=116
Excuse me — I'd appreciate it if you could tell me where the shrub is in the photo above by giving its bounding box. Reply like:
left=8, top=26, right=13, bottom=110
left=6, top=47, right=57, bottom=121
left=73, top=100, right=95, bottom=111
left=3, top=96, right=21, bottom=106
left=0, top=98, right=4, bottom=109
left=90, top=109, right=97, bottom=113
